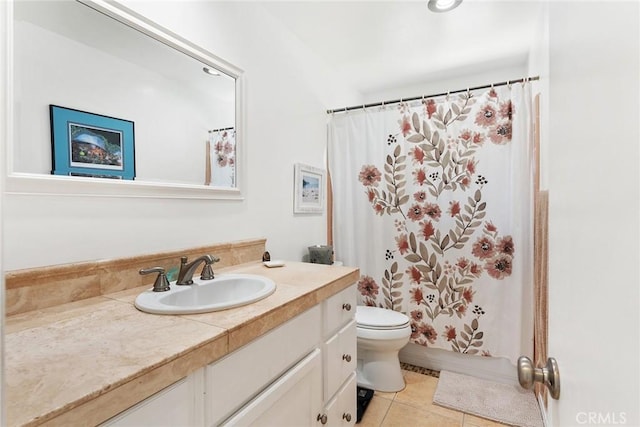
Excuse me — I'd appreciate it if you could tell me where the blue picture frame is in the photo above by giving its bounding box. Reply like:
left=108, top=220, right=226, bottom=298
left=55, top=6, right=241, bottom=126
left=50, top=105, right=135, bottom=180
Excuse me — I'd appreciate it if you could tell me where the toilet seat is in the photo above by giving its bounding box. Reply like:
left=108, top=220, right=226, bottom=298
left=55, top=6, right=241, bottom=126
left=356, top=306, right=410, bottom=330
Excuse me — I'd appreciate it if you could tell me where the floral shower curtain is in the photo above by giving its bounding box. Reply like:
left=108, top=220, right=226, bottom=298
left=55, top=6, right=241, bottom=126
left=207, top=128, right=236, bottom=187
left=328, top=84, right=534, bottom=363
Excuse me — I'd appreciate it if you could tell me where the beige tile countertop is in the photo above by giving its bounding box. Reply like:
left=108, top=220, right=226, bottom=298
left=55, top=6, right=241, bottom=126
left=5, top=261, right=359, bottom=427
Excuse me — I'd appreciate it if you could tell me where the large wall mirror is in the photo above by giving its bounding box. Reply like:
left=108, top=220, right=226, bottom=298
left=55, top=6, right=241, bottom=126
left=7, top=0, right=244, bottom=199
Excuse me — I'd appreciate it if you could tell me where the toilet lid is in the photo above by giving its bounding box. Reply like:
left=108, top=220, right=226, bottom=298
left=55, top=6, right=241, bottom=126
left=356, top=306, right=410, bottom=329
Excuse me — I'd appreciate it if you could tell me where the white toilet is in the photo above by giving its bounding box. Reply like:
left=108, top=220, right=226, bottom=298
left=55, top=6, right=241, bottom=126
left=356, top=306, right=412, bottom=392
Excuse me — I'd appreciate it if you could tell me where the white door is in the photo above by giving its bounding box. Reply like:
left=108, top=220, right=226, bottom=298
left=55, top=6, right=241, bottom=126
left=546, top=2, right=639, bottom=426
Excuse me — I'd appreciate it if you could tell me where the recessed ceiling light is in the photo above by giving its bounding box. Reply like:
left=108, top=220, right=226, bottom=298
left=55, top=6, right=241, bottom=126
left=427, top=0, right=462, bottom=13
left=202, top=67, right=221, bottom=76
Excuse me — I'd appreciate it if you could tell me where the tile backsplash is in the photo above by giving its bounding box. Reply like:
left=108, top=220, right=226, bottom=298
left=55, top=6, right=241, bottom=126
left=5, top=238, right=266, bottom=316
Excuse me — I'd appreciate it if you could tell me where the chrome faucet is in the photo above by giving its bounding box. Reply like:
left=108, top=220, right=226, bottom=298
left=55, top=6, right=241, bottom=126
left=176, top=254, right=220, bottom=285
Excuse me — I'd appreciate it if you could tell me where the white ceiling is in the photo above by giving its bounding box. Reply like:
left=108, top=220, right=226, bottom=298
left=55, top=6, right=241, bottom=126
left=260, top=1, right=544, bottom=95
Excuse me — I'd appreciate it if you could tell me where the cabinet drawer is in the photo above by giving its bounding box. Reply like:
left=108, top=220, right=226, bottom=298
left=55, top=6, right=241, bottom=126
left=206, top=305, right=321, bottom=426
left=323, top=285, right=356, bottom=337
left=324, top=320, right=356, bottom=401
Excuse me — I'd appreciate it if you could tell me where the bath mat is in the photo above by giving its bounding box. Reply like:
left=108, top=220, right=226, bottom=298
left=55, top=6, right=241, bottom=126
left=433, top=370, right=543, bottom=427
left=356, top=386, right=374, bottom=423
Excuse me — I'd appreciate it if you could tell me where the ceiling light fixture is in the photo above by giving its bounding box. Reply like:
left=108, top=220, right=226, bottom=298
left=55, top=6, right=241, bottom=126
left=202, top=67, right=221, bottom=76
left=427, top=0, right=462, bottom=13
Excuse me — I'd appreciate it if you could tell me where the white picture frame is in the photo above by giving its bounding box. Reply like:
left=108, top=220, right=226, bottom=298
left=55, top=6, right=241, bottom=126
left=294, top=163, right=325, bottom=213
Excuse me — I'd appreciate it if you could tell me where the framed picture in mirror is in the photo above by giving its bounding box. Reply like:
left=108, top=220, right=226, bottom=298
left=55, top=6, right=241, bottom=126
left=294, top=163, right=325, bottom=213
left=49, top=105, right=135, bottom=180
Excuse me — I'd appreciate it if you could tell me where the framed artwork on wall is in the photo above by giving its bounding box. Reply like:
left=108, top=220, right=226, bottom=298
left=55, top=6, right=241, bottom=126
left=49, top=105, right=135, bottom=180
left=294, top=163, right=325, bottom=213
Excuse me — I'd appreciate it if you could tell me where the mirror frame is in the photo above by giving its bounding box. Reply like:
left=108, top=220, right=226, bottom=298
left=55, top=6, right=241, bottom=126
left=4, top=0, right=245, bottom=200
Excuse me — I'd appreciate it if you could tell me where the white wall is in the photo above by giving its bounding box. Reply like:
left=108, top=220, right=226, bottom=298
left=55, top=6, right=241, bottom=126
left=362, top=62, right=529, bottom=105
left=3, top=1, right=361, bottom=271
left=547, top=2, right=639, bottom=426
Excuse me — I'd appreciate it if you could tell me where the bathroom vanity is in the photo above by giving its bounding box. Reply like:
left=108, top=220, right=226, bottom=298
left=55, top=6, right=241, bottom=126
left=104, top=285, right=357, bottom=426
left=5, top=241, right=359, bottom=426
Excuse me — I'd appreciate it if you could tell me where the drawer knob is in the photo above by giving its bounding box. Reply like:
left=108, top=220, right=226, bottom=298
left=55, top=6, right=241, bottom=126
left=342, top=303, right=352, bottom=311
left=342, top=354, right=352, bottom=362
left=317, top=413, right=328, bottom=424
left=343, top=413, right=352, bottom=422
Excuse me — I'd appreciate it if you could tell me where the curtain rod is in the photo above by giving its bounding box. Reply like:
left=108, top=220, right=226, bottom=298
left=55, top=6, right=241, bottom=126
left=208, top=126, right=234, bottom=133
left=326, top=75, right=540, bottom=114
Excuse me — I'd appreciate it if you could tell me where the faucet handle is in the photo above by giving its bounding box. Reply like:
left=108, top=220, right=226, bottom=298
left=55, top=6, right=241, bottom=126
left=200, top=255, right=220, bottom=280
left=139, top=267, right=171, bottom=292
left=201, top=263, right=215, bottom=280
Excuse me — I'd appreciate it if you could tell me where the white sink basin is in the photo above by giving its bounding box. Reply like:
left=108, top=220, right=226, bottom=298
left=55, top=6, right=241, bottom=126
left=135, top=273, right=276, bottom=314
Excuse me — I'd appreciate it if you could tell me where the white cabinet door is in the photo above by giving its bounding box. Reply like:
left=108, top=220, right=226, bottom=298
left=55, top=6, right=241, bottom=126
left=324, top=373, right=357, bottom=427
left=206, top=305, right=321, bottom=425
left=324, top=320, right=356, bottom=401
left=101, top=370, right=204, bottom=427
left=338, top=374, right=357, bottom=427
left=220, top=349, right=322, bottom=427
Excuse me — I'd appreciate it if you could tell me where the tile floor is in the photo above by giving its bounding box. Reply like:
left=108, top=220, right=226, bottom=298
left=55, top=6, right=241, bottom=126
left=358, top=369, right=509, bottom=427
